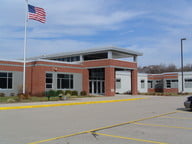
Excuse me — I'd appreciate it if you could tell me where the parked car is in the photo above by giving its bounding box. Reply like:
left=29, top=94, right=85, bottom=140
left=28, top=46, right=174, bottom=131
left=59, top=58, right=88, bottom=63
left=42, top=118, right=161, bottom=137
left=184, top=96, right=192, bottom=110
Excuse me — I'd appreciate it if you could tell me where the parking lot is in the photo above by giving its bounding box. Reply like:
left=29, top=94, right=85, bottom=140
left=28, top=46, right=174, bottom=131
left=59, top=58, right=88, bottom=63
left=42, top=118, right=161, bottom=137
left=33, top=110, right=192, bottom=144
left=0, top=95, right=191, bottom=144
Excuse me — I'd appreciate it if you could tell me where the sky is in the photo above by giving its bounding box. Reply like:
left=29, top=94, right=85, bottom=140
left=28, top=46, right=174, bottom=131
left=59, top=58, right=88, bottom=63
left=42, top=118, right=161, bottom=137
left=0, top=0, right=192, bottom=67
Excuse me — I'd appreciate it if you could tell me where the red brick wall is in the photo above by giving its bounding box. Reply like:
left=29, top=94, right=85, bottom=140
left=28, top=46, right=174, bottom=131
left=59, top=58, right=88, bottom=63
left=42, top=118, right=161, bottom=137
left=164, top=88, right=178, bottom=93
left=83, top=59, right=137, bottom=69
left=148, top=73, right=179, bottom=93
left=82, top=69, right=89, bottom=95
left=131, top=69, right=138, bottom=95
left=27, top=61, right=84, bottom=96
left=105, top=67, right=115, bottom=96
left=0, top=59, right=139, bottom=96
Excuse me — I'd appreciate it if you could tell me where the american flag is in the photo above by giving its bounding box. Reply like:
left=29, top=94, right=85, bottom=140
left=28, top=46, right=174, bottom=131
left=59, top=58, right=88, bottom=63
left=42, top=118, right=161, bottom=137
left=28, top=4, right=46, bottom=23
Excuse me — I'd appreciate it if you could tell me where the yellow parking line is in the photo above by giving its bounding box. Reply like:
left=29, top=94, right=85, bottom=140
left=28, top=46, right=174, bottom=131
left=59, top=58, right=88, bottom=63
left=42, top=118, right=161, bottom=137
left=162, top=116, right=192, bottom=120
left=28, top=131, right=88, bottom=144
left=134, top=122, right=192, bottom=130
left=92, top=132, right=168, bottom=144
left=27, top=111, right=177, bottom=144
left=88, top=111, right=177, bottom=132
left=176, top=110, right=192, bottom=113
left=0, top=97, right=147, bottom=110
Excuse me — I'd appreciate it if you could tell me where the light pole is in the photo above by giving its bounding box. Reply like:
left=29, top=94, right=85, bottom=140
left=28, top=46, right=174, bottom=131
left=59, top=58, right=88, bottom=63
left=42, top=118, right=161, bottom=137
left=181, top=38, right=186, bottom=93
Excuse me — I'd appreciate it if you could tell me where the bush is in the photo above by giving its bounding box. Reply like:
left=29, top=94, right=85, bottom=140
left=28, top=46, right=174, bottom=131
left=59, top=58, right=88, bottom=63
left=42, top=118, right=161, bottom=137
left=65, top=90, right=72, bottom=95
left=56, top=90, right=65, bottom=96
left=17, top=93, right=31, bottom=100
left=0, top=93, right=5, bottom=97
left=10, top=93, right=15, bottom=96
left=47, top=90, right=57, bottom=96
left=71, top=90, right=78, bottom=96
left=80, top=91, right=87, bottom=96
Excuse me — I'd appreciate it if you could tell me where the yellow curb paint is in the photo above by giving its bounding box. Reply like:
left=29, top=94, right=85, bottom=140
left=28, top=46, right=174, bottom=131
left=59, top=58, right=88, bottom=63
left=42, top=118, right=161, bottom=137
left=0, top=97, right=148, bottom=110
left=27, top=111, right=177, bottom=144
left=91, top=132, right=168, bottom=144
left=134, top=122, right=192, bottom=130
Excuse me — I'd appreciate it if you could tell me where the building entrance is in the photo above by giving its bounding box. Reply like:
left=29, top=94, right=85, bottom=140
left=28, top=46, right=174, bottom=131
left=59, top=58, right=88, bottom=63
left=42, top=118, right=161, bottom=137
left=89, top=68, right=105, bottom=95
left=89, top=80, right=104, bottom=94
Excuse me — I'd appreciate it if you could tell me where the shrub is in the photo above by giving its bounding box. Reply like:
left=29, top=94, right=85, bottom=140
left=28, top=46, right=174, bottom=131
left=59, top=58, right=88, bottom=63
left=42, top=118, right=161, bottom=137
left=71, top=90, right=78, bottom=96
left=10, top=93, right=15, bottom=97
left=80, top=91, right=87, bottom=96
left=0, top=93, right=5, bottom=97
left=17, top=93, right=31, bottom=100
left=65, top=90, right=72, bottom=95
left=47, top=90, right=57, bottom=96
left=56, top=90, right=65, bottom=96
left=17, top=93, right=24, bottom=100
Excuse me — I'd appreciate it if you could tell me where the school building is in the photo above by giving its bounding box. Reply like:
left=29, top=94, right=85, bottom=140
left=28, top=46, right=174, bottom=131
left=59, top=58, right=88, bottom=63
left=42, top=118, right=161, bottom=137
left=116, top=71, right=192, bottom=94
left=0, top=47, right=142, bottom=96
left=1, top=46, right=191, bottom=97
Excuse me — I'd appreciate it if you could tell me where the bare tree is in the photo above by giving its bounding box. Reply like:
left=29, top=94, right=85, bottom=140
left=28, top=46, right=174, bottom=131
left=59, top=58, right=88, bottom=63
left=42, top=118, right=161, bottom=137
left=138, top=63, right=191, bottom=74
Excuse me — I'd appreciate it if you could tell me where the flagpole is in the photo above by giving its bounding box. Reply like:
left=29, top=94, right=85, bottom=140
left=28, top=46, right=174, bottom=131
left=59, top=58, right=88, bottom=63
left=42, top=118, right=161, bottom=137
left=23, top=0, right=28, bottom=94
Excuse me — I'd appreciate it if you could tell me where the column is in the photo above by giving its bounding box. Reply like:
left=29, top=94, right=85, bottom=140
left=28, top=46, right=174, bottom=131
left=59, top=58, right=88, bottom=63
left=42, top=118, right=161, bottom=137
left=105, top=67, right=115, bottom=96
left=83, top=69, right=89, bottom=95
left=131, top=69, right=138, bottom=95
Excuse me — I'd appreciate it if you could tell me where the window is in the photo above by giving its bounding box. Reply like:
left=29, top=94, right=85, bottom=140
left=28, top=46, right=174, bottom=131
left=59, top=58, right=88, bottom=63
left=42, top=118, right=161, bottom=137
left=185, top=79, right=192, bottom=88
left=0, top=72, right=12, bottom=89
left=57, top=74, right=73, bottom=89
left=89, top=69, right=104, bottom=80
left=166, top=79, right=178, bottom=88
left=52, top=56, right=80, bottom=62
left=46, top=73, right=53, bottom=89
left=141, top=80, right=145, bottom=88
left=166, top=80, right=171, bottom=88
left=116, top=78, right=121, bottom=89
left=148, top=80, right=153, bottom=88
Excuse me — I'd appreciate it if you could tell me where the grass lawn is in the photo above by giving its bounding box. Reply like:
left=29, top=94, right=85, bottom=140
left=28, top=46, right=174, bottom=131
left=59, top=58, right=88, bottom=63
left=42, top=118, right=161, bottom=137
left=0, top=96, right=65, bottom=104
left=0, top=95, right=97, bottom=104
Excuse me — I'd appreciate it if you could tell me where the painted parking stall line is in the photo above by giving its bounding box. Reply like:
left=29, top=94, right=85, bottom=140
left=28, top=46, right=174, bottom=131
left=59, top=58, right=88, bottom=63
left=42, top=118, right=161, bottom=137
left=27, top=111, right=177, bottom=144
left=133, top=122, right=192, bottom=130
left=161, top=116, right=192, bottom=120
left=91, top=132, right=168, bottom=144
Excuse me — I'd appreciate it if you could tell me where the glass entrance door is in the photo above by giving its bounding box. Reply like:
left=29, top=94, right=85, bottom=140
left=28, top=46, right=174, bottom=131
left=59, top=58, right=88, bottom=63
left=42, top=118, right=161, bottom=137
left=89, top=68, right=105, bottom=95
left=89, top=80, right=104, bottom=95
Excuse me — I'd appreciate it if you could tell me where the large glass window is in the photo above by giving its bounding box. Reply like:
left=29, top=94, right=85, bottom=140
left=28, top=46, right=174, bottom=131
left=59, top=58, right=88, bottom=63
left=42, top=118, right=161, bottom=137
left=185, top=79, right=192, bottom=88
left=166, top=80, right=171, bottom=88
left=148, top=80, right=153, bottom=88
left=166, top=79, right=178, bottom=88
left=141, top=80, right=145, bottom=88
left=0, top=72, right=12, bottom=89
left=52, top=56, right=80, bottom=62
left=89, top=68, right=104, bottom=80
left=46, top=73, right=53, bottom=89
left=57, top=74, right=73, bottom=89
left=116, top=78, right=121, bottom=89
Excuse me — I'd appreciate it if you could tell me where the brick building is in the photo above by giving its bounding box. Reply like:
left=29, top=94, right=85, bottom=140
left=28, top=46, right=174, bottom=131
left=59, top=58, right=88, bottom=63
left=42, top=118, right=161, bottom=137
left=148, top=72, right=192, bottom=93
left=0, top=47, right=142, bottom=96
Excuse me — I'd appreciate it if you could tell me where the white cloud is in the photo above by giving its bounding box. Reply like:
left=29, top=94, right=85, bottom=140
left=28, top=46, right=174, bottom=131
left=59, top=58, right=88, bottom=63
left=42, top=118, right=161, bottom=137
left=0, top=0, right=192, bottom=66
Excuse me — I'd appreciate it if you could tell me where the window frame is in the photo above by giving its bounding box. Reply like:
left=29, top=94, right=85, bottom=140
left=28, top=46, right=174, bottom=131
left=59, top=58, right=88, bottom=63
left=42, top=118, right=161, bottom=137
left=0, top=72, right=13, bottom=90
left=57, top=74, right=74, bottom=89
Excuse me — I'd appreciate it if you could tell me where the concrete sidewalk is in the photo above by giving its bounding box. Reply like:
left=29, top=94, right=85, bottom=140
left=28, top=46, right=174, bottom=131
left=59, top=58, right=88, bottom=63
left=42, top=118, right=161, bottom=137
left=0, top=95, right=151, bottom=108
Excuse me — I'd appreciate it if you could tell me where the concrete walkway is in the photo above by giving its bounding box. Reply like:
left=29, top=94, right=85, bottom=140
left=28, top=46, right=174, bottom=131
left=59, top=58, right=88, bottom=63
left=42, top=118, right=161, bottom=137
left=0, top=95, right=151, bottom=108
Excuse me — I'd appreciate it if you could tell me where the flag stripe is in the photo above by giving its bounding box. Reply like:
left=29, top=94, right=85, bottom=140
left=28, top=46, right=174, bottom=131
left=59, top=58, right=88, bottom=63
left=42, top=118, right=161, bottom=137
left=28, top=4, right=46, bottom=23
